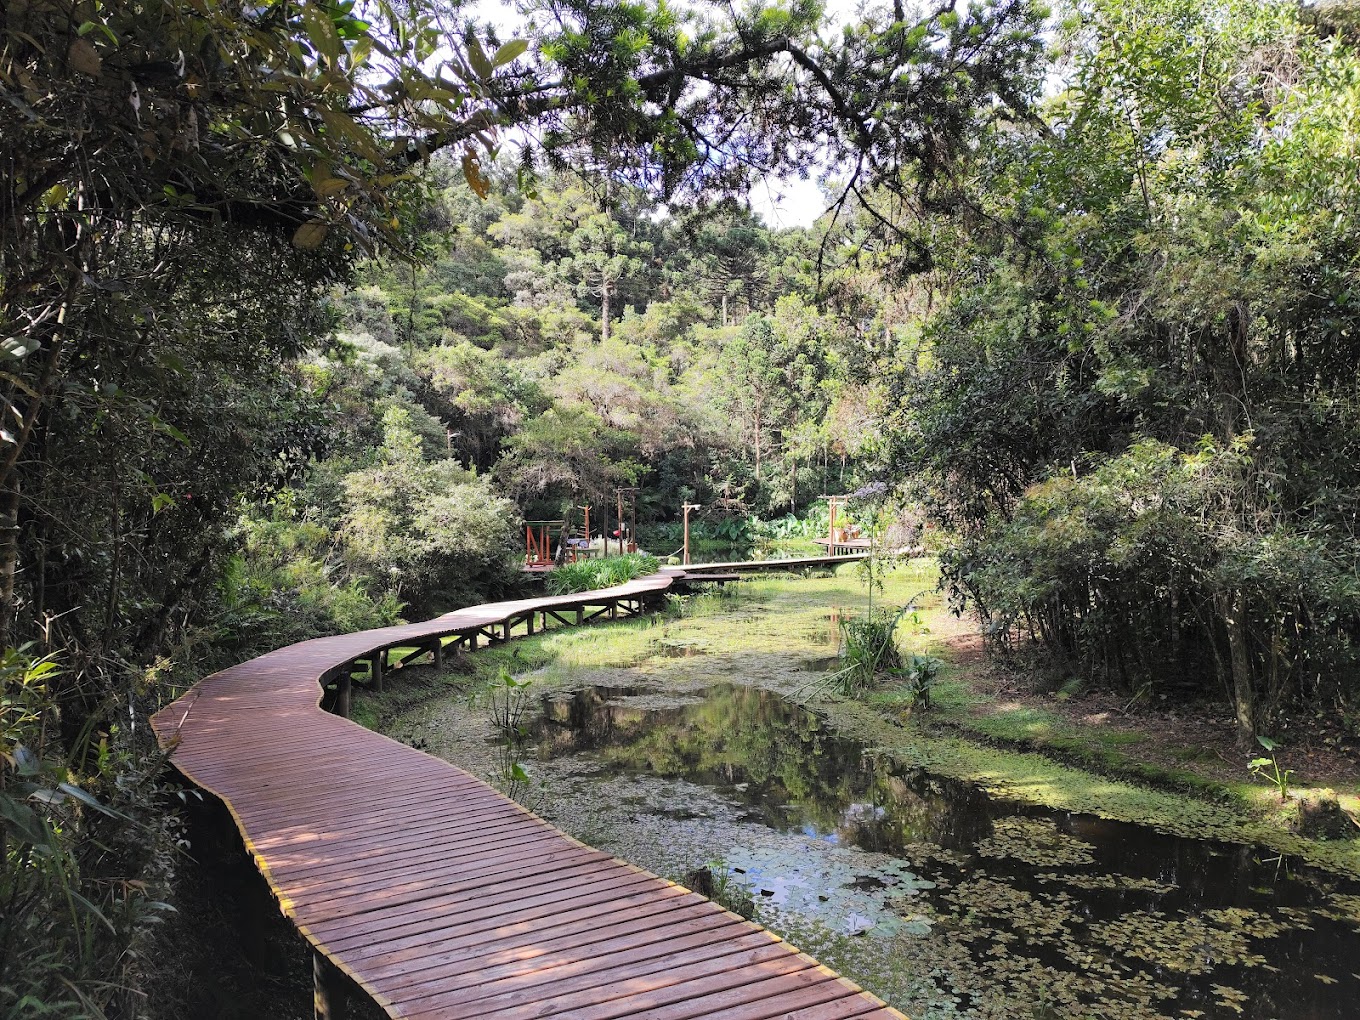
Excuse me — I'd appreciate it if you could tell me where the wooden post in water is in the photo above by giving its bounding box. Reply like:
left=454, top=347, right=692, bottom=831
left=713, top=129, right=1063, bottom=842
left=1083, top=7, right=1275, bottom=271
left=314, top=951, right=346, bottom=1020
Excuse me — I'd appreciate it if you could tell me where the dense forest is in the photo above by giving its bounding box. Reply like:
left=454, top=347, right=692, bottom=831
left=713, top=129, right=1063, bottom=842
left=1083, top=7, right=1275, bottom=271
left=5, top=0, right=1360, bottom=1015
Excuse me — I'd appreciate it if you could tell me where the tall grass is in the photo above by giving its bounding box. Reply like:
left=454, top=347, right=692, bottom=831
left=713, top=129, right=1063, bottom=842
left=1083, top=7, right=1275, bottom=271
left=799, top=604, right=944, bottom=704
left=544, top=553, right=661, bottom=596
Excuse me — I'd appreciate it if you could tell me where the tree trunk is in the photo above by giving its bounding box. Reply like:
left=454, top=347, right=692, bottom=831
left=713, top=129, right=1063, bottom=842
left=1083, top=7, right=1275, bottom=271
left=753, top=404, right=762, bottom=481
left=1222, top=590, right=1255, bottom=747
left=600, top=275, right=611, bottom=343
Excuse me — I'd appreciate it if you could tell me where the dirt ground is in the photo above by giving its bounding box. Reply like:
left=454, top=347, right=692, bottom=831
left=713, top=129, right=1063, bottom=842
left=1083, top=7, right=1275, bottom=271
left=939, top=626, right=1360, bottom=801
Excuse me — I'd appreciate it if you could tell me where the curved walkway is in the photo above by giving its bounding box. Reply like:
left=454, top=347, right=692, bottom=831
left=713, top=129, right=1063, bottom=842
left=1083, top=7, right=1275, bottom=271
left=152, top=567, right=904, bottom=1020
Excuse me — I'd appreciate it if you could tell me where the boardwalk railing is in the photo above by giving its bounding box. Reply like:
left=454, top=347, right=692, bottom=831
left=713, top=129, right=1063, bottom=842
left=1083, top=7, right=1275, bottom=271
left=152, top=560, right=901, bottom=1020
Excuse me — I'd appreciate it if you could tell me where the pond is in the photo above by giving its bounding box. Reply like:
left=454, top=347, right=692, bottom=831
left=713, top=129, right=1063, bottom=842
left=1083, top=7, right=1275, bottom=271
left=512, top=683, right=1360, bottom=1020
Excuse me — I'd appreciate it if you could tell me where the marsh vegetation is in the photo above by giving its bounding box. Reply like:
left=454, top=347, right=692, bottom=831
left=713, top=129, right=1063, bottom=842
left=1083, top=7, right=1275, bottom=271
left=386, top=565, right=1360, bottom=1020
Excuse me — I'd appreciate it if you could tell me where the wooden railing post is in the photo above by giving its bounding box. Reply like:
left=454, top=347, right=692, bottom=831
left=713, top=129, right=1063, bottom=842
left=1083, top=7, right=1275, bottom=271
left=314, top=951, right=346, bottom=1020
left=336, top=673, right=351, bottom=719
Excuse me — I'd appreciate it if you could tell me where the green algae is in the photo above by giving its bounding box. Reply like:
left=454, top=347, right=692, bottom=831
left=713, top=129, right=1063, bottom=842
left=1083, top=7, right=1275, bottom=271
left=373, top=562, right=1360, bottom=876
left=372, top=563, right=1360, bottom=1019
left=386, top=666, right=1360, bottom=1020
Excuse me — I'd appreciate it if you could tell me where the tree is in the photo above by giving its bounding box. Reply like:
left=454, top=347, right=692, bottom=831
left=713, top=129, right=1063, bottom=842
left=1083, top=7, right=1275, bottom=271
left=882, top=0, right=1360, bottom=742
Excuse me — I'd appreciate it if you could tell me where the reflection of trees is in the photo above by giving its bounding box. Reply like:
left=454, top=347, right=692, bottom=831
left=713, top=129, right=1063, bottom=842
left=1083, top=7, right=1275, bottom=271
left=532, top=683, right=1000, bottom=852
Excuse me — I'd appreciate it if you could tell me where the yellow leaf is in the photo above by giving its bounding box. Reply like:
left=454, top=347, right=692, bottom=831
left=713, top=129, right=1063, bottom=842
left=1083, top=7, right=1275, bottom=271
left=461, top=148, right=490, bottom=199
left=292, top=220, right=329, bottom=250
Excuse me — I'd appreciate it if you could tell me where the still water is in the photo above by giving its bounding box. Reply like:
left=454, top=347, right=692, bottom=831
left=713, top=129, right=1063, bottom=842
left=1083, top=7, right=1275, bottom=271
left=522, top=683, right=1360, bottom=1020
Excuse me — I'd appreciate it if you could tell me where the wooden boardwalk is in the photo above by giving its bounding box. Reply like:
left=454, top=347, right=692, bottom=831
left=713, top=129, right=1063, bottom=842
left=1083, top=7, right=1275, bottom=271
left=152, top=564, right=905, bottom=1020
left=679, top=554, right=867, bottom=575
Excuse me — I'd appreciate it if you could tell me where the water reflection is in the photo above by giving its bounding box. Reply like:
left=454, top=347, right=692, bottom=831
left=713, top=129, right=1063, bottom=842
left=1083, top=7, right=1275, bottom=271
left=529, top=683, right=1360, bottom=1020
left=535, top=683, right=994, bottom=850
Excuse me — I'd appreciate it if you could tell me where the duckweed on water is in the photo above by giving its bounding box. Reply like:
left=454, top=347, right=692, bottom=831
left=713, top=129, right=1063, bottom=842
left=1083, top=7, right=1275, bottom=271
left=382, top=567, right=1360, bottom=1020
left=974, top=817, right=1097, bottom=867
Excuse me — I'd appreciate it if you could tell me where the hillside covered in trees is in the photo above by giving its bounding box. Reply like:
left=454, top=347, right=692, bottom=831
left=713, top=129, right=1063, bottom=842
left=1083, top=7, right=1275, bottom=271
left=6, top=0, right=1360, bottom=1016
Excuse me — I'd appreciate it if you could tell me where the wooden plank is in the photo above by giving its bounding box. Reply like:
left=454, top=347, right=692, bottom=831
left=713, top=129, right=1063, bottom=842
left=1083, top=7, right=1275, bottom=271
left=387, top=918, right=761, bottom=1011
left=609, top=970, right=853, bottom=1020
left=396, top=932, right=783, bottom=1016
left=323, top=874, right=671, bottom=957
left=289, top=845, right=610, bottom=913
left=357, top=893, right=712, bottom=980
left=276, top=826, right=566, bottom=887
left=305, top=856, right=634, bottom=940
left=404, top=942, right=809, bottom=1020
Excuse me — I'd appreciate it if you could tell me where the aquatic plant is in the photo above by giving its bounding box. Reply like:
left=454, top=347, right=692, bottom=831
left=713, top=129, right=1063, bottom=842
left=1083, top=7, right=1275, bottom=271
left=1249, top=735, right=1294, bottom=802
left=685, top=860, right=757, bottom=920
left=667, top=584, right=745, bottom=619
left=483, top=668, right=541, bottom=806
left=975, top=818, right=1096, bottom=868
left=902, top=653, right=944, bottom=708
left=798, top=607, right=946, bottom=705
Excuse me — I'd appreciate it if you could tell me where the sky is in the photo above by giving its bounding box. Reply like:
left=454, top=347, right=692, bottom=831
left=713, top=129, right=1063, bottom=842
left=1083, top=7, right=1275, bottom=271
left=467, top=0, right=868, bottom=229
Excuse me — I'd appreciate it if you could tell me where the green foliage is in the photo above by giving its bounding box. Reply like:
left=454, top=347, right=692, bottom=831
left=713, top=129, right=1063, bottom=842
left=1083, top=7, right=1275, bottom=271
left=693, top=860, right=757, bottom=920
left=2, top=0, right=1061, bottom=1007
left=799, top=605, right=916, bottom=699
left=1249, top=736, right=1295, bottom=802
left=337, top=412, right=522, bottom=615
left=883, top=0, right=1360, bottom=739
left=902, top=654, right=945, bottom=709
left=1, top=648, right=178, bottom=1018
left=544, top=554, right=661, bottom=596
left=483, top=669, right=541, bottom=807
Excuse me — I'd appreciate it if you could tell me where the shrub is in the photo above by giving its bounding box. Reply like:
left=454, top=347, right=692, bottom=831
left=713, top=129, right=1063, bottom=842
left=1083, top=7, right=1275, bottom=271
left=1, top=648, right=180, bottom=1018
left=800, top=605, right=918, bottom=698
left=544, top=553, right=661, bottom=596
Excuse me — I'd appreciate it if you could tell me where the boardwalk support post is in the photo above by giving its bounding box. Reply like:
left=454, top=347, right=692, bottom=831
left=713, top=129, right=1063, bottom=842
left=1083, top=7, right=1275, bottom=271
left=314, top=951, right=346, bottom=1020
left=432, top=638, right=444, bottom=671
left=371, top=652, right=384, bottom=692
left=335, top=674, right=351, bottom=719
